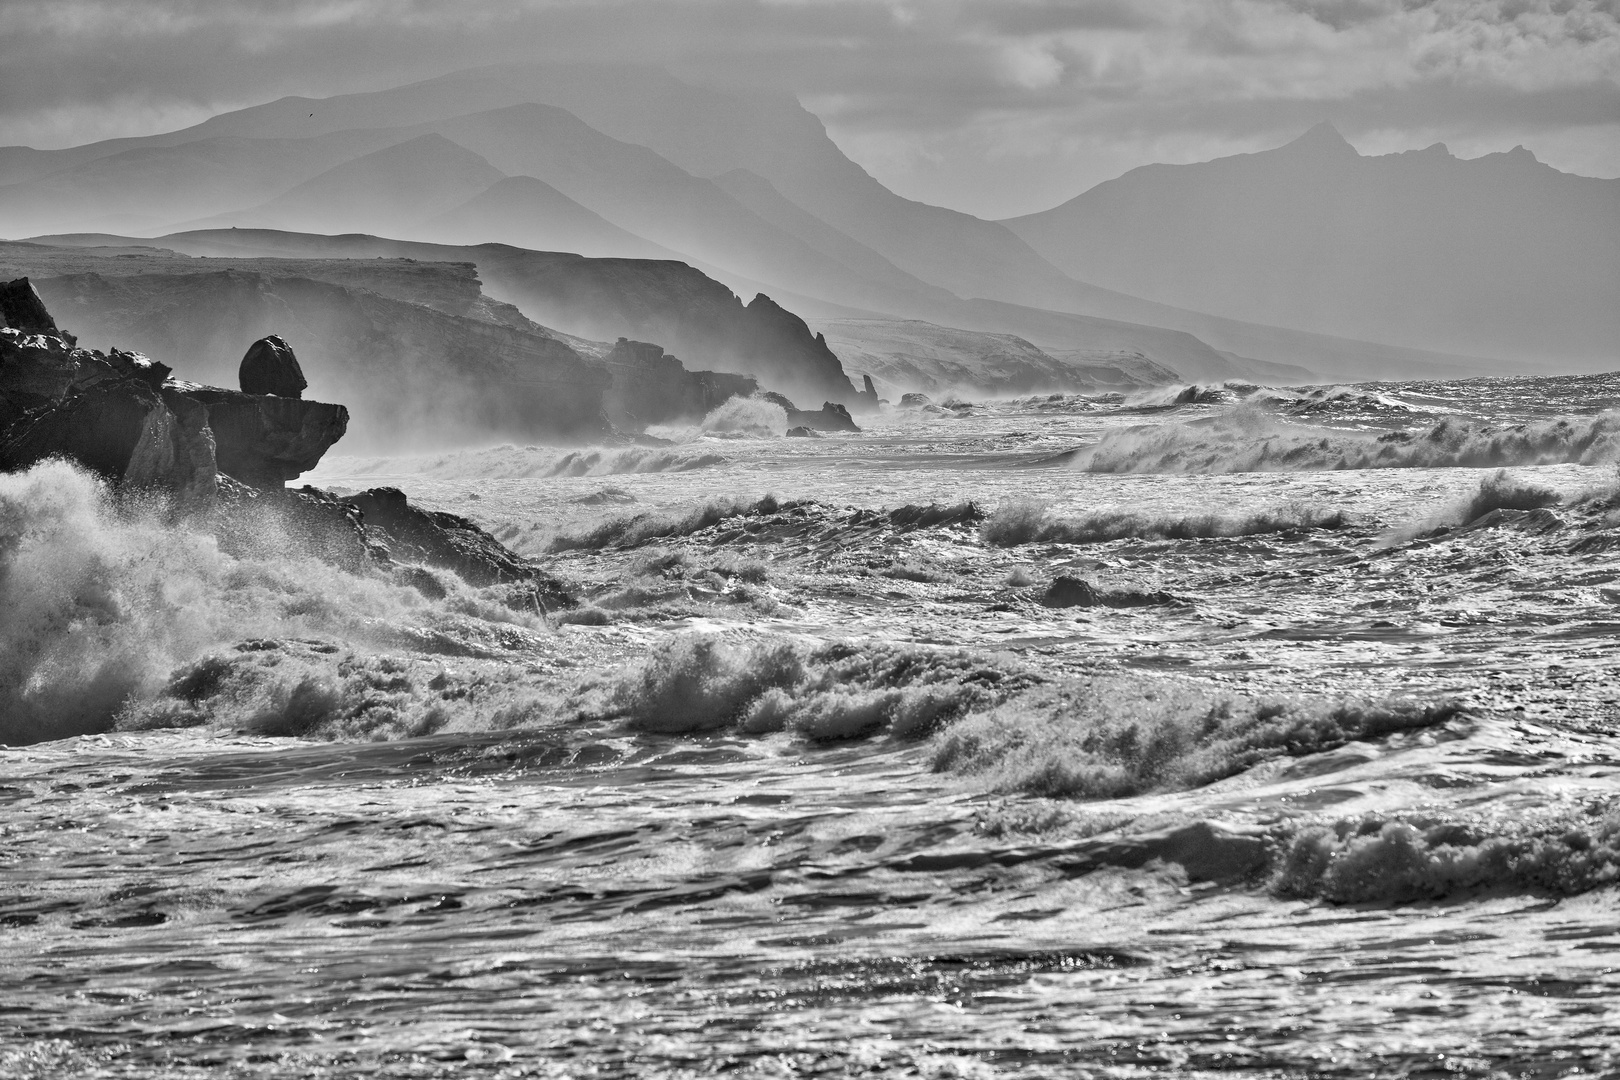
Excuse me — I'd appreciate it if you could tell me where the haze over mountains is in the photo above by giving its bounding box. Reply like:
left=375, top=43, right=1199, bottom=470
left=1004, top=124, right=1620, bottom=367
left=2, top=62, right=1612, bottom=401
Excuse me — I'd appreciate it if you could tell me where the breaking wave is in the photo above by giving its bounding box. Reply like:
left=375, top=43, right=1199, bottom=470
left=1078, top=407, right=1620, bottom=474
left=1272, top=803, right=1620, bottom=902
left=548, top=495, right=786, bottom=552
left=0, top=460, right=546, bottom=745
left=593, top=633, right=1036, bottom=742
left=982, top=497, right=1350, bottom=546
left=699, top=396, right=789, bottom=437
left=932, top=677, right=1461, bottom=799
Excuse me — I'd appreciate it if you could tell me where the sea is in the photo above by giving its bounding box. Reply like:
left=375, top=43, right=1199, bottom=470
left=3, top=374, right=1619, bottom=1077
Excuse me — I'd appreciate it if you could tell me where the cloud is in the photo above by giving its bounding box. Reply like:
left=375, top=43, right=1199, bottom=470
left=0, top=0, right=1614, bottom=217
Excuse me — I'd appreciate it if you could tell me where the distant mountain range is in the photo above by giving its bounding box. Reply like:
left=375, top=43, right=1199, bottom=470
left=2, top=63, right=1605, bottom=392
left=1003, top=123, right=1619, bottom=367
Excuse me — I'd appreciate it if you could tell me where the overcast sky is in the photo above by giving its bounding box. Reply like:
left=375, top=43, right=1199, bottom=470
left=1, top=0, right=1615, bottom=218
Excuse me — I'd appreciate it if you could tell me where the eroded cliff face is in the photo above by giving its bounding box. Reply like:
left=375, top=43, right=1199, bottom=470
left=452, top=250, right=863, bottom=407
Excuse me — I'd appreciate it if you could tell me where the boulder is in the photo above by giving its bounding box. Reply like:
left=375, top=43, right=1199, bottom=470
left=900, top=393, right=932, bottom=408
left=238, top=335, right=307, bottom=398
left=1041, top=575, right=1178, bottom=609
left=1041, top=576, right=1102, bottom=608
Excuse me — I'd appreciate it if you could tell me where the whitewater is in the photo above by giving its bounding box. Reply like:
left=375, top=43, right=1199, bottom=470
left=4, top=372, right=1620, bottom=1077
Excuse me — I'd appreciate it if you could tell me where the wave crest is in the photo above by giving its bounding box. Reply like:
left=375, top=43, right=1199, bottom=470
left=1079, top=407, right=1620, bottom=474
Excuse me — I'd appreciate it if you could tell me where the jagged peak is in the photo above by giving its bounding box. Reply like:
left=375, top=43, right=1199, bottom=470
left=1280, top=121, right=1358, bottom=157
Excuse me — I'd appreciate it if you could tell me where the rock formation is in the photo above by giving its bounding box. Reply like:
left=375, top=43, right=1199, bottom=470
left=0, top=279, right=563, bottom=598
left=239, top=334, right=307, bottom=397
left=180, top=387, right=347, bottom=489
left=599, top=337, right=757, bottom=429
left=740, top=294, right=861, bottom=405
left=0, top=277, right=60, bottom=336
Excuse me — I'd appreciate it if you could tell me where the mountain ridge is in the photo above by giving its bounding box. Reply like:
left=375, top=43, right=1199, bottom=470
left=1003, top=124, right=1620, bottom=365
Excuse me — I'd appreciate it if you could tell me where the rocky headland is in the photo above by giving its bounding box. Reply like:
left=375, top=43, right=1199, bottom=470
left=0, top=277, right=564, bottom=599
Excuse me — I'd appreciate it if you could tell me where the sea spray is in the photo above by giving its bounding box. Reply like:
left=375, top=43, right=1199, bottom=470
left=0, top=460, right=541, bottom=744
left=1271, top=803, right=1620, bottom=902
left=324, top=444, right=727, bottom=482
left=698, top=395, right=789, bottom=437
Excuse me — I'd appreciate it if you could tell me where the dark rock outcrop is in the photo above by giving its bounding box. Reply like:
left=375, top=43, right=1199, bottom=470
left=784, top=401, right=860, bottom=433
left=1, top=333, right=218, bottom=508
left=239, top=334, right=307, bottom=398
left=346, top=487, right=532, bottom=588
left=1041, top=576, right=1177, bottom=609
left=1, top=301, right=346, bottom=508
left=853, top=374, right=881, bottom=412
left=181, top=386, right=347, bottom=489
left=739, top=294, right=861, bottom=405
left=900, top=393, right=932, bottom=408
left=0, top=277, right=61, bottom=336
left=29, top=269, right=612, bottom=447
left=1, top=280, right=569, bottom=603
left=599, top=337, right=757, bottom=429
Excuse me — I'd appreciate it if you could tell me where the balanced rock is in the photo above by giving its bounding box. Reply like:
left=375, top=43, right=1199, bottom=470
left=239, top=335, right=307, bottom=398
left=1, top=280, right=346, bottom=504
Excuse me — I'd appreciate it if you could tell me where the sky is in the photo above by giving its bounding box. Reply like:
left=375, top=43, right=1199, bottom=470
left=0, top=0, right=1615, bottom=219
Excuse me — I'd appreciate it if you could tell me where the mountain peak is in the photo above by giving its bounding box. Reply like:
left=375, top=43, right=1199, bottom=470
left=1281, top=122, right=1358, bottom=158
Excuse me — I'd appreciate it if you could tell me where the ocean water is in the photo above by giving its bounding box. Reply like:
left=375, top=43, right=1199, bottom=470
left=4, top=374, right=1620, bottom=1077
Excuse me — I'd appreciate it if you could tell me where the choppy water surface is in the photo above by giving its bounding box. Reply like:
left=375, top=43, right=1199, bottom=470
left=6, top=373, right=1620, bottom=1077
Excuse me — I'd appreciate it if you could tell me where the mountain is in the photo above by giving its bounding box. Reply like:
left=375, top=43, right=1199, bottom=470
left=0, top=66, right=1535, bottom=383
left=0, top=129, right=415, bottom=237
left=419, top=176, right=675, bottom=260
left=1003, top=124, right=1620, bottom=367
left=188, top=134, right=507, bottom=237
